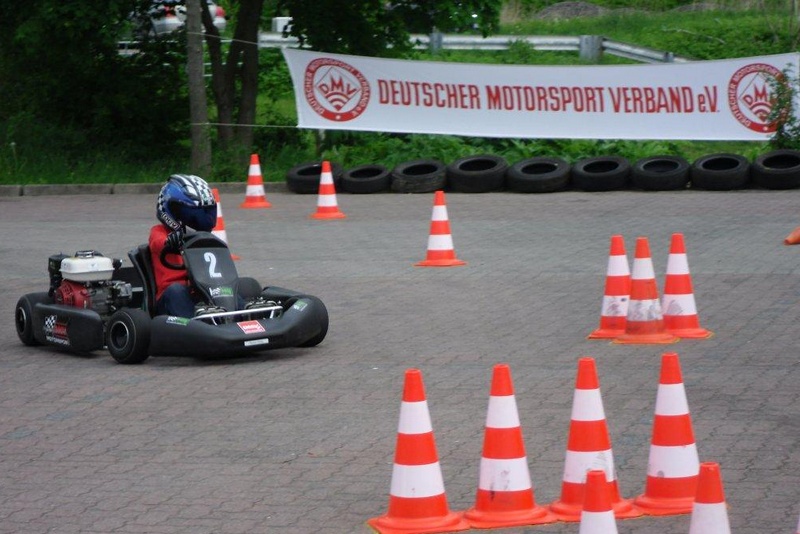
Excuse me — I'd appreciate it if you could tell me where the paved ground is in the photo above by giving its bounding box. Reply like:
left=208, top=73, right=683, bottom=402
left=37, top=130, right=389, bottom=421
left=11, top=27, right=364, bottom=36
left=1, top=188, right=798, bottom=534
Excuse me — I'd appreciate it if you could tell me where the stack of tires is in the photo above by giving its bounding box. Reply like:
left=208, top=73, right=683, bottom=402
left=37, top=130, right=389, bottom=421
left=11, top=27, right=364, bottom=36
left=284, top=148, right=800, bottom=194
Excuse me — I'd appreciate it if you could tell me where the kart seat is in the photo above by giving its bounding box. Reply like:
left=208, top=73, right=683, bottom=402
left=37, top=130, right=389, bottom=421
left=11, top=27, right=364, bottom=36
left=128, top=244, right=157, bottom=315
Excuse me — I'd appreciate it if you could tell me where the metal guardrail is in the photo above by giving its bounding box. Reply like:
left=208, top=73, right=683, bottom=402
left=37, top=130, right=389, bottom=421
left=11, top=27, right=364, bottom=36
left=256, top=32, right=688, bottom=63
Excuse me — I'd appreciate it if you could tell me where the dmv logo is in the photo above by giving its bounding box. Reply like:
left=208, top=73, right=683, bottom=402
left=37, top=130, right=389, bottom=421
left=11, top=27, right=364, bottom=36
left=304, top=57, right=371, bottom=122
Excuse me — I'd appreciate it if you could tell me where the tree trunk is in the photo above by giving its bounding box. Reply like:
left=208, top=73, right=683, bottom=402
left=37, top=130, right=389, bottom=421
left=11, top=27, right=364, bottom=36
left=187, top=0, right=211, bottom=176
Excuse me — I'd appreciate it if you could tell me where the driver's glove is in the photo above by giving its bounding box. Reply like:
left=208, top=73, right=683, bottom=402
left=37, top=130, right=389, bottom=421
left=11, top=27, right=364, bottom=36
left=164, top=229, right=184, bottom=253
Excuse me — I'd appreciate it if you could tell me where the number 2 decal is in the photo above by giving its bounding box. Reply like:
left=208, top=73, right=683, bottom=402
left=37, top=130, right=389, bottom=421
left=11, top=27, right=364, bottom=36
left=204, top=252, right=222, bottom=278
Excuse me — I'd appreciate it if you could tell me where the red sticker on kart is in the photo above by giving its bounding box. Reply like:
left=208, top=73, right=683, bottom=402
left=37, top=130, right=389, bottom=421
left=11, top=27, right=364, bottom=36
left=238, top=320, right=265, bottom=334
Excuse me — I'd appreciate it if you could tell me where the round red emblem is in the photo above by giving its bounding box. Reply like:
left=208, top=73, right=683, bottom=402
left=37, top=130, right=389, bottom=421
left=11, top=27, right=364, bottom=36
left=728, top=63, right=783, bottom=134
left=303, top=58, right=371, bottom=122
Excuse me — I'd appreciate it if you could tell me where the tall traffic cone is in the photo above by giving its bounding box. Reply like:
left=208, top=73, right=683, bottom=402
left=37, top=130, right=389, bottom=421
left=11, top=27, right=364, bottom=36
left=367, top=369, right=469, bottom=534
left=662, top=233, right=712, bottom=338
left=240, top=154, right=272, bottom=208
left=415, top=191, right=466, bottom=267
left=309, top=160, right=346, bottom=220
left=613, top=236, right=679, bottom=345
left=634, top=352, right=700, bottom=516
left=578, top=470, right=619, bottom=534
left=464, top=364, right=557, bottom=529
left=688, top=462, right=731, bottom=534
left=588, top=235, right=630, bottom=339
left=211, top=188, right=240, bottom=260
left=549, top=358, right=641, bottom=522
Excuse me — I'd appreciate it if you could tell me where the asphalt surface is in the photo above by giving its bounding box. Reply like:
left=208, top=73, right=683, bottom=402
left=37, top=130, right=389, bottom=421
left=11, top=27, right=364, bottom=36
left=1, top=187, right=799, bottom=534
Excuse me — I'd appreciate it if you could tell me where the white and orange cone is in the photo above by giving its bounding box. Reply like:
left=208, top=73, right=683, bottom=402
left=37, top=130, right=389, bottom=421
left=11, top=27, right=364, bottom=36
left=688, top=462, right=731, bottom=534
left=662, top=233, right=712, bottom=339
left=415, top=190, right=466, bottom=267
left=310, top=160, right=346, bottom=220
left=240, top=154, right=272, bottom=208
left=211, top=188, right=240, bottom=260
left=549, top=357, right=641, bottom=522
left=464, top=364, right=556, bottom=529
left=588, top=235, right=630, bottom=339
left=367, top=369, right=469, bottom=534
left=634, top=352, right=700, bottom=516
left=578, top=470, right=619, bottom=534
left=614, top=236, right=679, bottom=345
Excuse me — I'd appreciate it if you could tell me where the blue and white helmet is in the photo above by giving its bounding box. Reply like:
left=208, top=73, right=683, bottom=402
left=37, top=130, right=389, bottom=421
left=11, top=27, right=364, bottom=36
left=156, top=174, right=217, bottom=232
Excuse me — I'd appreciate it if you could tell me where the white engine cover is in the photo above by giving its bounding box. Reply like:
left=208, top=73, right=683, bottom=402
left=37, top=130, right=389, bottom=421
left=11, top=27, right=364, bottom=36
left=60, top=255, right=114, bottom=282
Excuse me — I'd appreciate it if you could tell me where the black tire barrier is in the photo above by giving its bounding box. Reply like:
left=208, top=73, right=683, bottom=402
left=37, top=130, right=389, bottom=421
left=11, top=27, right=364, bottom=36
left=506, top=157, right=570, bottom=193
left=571, top=156, right=631, bottom=192
left=631, top=155, right=690, bottom=191
left=445, top=154, right=508, bottom=193
left=751, top=149, right=800, bottom=190
left=391, top=159, right=447, bottom=193
left=341, top=164, right=391, bottom=194
left=690, top=153, right=750, bottom=191
left=286, top=161, right=344, bottom=194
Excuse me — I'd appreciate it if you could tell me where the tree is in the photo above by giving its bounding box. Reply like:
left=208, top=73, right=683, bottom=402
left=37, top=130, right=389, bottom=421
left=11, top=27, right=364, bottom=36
left=187, top=0, right=212, bottom=174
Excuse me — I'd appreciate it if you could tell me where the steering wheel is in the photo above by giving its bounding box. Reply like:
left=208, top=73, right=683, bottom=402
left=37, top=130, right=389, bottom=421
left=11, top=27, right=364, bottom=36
left=159, top=247, right=185, bottom=271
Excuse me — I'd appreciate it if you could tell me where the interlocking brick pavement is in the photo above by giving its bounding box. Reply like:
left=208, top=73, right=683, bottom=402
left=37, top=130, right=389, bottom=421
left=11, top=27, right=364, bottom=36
left=0, top=189, right=799, bottom=533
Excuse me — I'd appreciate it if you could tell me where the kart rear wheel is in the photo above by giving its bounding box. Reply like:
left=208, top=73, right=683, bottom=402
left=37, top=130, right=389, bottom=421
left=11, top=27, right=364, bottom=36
left=299, top=296, right=329, bottom=347
left=15, top=292, right=50, bottom=346
left=107, top=309, right=151, bottom=364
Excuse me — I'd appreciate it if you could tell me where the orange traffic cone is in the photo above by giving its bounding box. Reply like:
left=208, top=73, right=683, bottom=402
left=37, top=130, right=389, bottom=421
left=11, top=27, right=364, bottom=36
left=550, top=358, right=641, bottom=522
left=588, top=235, right=630, bottom=339
left=662, top=233, right=712, bottom=339
left=240, top=154, right=272, bottom=208
left=464, top=364, right=556, bottom=529
left=578, top=470, right=619, bottom=534
left=614, top=236, right=679, bottom=345
left=415, top=191, right=466, bottom=267
left=310, top=161, right=346, bottom=220
left=688, top=462, right=731, bottom=534
left=211, top=188, right=240, bottom=260
left=785, top=226, right=800, bottom=245
left=634, top=352, right=700, bottom=516
left=367, top=369, right=469, bottom=534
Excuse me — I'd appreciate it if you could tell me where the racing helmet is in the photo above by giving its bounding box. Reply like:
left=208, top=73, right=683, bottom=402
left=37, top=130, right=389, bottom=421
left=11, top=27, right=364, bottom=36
left=156, top=174, right=217, bottom=232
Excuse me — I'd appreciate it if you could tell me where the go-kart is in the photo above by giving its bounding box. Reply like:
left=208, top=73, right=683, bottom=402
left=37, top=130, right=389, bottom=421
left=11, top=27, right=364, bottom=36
left=14, top=232, right=329, bottom=364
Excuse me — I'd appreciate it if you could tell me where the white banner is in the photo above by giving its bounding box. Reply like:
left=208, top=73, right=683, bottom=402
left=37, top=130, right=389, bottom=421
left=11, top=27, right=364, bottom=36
left=282, top=48, right=800, bottom=141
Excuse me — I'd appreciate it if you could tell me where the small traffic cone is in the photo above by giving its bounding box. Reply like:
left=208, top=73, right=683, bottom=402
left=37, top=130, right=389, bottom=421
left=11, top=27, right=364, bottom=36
left=240, top=154, right=272, bottom=208
left=662, top=233, right=712, bottom=338
left=688, top=462, right=731, bottom=534
left=634, top=352, right=700, bottom=516
left=578, top=470, right=619, bottom=534
left=367, top=369, right=469, bottom=534
left=464, top=364, right=556, bottom=529
left=785, top=226, right=800, bottom=245
left=614, top=236, right=679, bottom=345
left=309, top=160, right=346, bottom=220
left=549, top=357, right=641, bottom=522
left=415, top=191, right=466, bottom=267
left=211, top=188, right=240, bottom=260
left=588, top=235, right=630, bottom=339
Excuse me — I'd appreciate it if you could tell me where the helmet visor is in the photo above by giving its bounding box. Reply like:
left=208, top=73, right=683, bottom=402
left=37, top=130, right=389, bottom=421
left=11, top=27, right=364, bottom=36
left=171, top=203, right=217, bottom=232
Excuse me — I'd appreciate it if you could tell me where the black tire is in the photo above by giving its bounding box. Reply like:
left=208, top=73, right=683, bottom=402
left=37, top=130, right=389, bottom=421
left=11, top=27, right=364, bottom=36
left=15, top=292, right=51, bottom=346
left=106, top=309, right=151, bottom=364
left=690, top=153, right=750, bottom=190
left=446, top=154, right=508, bottom=193
left=237, top=277, right=263, bottom=300
left=341, top=164, right=391, bottom=194
left=631, top=156, right=690, bottom=191
left=286, top=161, right=343, bottom=194
left=299, top=296, right=329, bottom=347
left=571, top=156, right=631, bottom=191
left=751, top=149, right=800, bottom=190
left=506, top=157, right=570, bottom=193
left=391, top=159, right=447, bottom=193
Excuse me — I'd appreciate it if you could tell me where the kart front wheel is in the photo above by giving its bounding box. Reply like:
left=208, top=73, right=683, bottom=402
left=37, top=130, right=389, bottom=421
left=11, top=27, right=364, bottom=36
left=15, top=292, right=50, bottom=346
left=107, top=309, right=151, bottom=364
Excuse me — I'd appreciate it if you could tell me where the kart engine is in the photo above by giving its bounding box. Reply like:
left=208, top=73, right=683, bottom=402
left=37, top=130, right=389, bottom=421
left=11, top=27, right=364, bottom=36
left=49, top=251, right=133, bottom=317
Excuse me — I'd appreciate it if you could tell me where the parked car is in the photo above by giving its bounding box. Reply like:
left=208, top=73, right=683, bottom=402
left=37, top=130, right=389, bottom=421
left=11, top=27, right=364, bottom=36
left=146, top=0, right=227, bottom=36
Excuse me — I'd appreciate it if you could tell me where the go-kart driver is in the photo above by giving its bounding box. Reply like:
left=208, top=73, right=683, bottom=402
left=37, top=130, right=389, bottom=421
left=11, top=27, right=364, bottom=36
left=150, top=174, right=218, bottom=317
